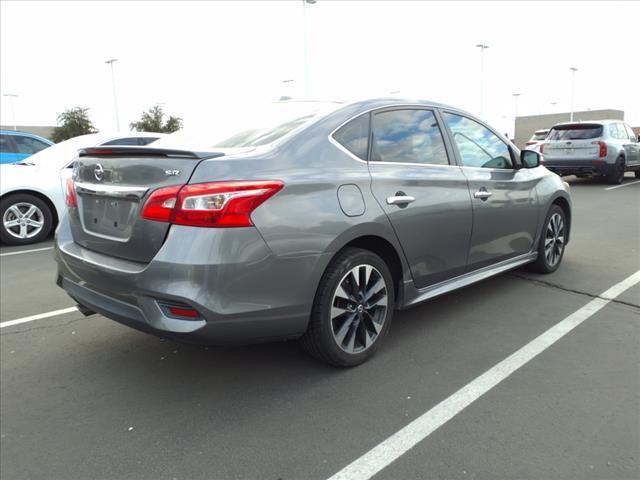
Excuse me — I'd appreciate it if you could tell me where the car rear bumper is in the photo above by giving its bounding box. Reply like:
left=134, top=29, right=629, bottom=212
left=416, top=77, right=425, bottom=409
left=55, top=217, right=331, bottom=344
left=542, top=159, right=613, bottom=176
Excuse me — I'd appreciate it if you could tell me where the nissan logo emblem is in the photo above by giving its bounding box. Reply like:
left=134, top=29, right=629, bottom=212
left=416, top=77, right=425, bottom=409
left=94, top=164, right=104, bottom=181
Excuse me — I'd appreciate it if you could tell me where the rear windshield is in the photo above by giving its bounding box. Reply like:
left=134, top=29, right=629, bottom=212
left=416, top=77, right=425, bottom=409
left=155, top=101, right=341, bottom=150
left=532, top=132, right=547, bottom=141
left=547, top=124, right=603, bottom=140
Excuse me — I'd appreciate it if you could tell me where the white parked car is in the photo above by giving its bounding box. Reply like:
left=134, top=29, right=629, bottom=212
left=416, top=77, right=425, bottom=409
left=0, top=132, right=165, bottom=245
left=524, top=128, right=549, bottom=152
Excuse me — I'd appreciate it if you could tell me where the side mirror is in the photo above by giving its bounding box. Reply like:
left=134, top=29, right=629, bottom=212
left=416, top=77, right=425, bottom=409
left=521, top=149, right=541, bottom=168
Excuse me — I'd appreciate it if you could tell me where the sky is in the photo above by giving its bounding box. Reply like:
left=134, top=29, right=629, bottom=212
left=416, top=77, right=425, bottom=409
left=1, top=0, right=639, bottom=137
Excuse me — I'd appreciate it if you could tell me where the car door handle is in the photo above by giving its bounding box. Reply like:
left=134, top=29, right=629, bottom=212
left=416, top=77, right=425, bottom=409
left=386, top=195, right=416, bottom=206
left=473, top=189, right=493, bottom=200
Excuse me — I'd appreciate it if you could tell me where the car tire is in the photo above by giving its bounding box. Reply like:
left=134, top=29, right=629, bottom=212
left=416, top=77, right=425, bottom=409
left=527, top=204, right=567, bottom=274
left=606, top=156, right=625, bottom=184
left=300, top=247, right=395, bottom=367
left=0, top=194, right=54, bottom=245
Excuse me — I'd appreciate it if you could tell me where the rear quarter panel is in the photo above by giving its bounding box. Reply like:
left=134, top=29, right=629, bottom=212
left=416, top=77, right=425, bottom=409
left=188, top=107, right=410, bottom=303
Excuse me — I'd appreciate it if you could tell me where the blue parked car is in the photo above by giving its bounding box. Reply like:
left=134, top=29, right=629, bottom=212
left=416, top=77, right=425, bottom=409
left=0, top=130, right=54, bottom=164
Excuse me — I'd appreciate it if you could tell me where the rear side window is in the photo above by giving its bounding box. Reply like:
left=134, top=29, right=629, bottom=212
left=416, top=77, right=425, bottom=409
left=332, top=113, right=370, bottom=160
left=547, top=124, right=603, bottom=140
left=624, top=124, right=638, bottom=141
left=443, top=113, right=513, bottom=169
left=13, top=135, right=51, bottom=154
left=370, top=109, right=449, bottom=165
left=0, top=134, right=16, bottom=153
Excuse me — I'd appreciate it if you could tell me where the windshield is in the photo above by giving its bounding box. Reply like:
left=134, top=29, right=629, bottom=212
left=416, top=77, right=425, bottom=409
left=532, top=132, right=548, bottom=141
left=154, top=101, right=341, bottom=151
left=15, top=134, right=103, bottom=167
left=548, top=124, right=603, bottom=140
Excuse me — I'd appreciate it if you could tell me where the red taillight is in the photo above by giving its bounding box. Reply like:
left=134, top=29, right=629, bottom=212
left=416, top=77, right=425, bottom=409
left=525, top=141, right=536, bottom=146
left=65, top=178, right=77, bottom=208
left=540, top=143, right=545, bottom=154
left=141, top=181, right=284, bottom=228
left=592, top=141, right=607, bottom=157
left=140, top=185, right=182, bottom=222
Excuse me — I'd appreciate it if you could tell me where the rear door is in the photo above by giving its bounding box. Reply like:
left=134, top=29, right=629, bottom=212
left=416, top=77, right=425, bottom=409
left=68, top=147, right=219, bottom=263
left=441, top=111, right=539, bottom=271
left=366, top=108, right=473, bottom=288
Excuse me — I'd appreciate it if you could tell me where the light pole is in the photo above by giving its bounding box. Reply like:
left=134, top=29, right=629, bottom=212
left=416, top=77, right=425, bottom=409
left=550, top=101, right=558, bottom=112
left=2, top=94, right=18, bottom=130
left=105, top=59, right=120, bottom=131
left=512, top=93, right=521, bottom=140
left=476, top=44, right=489, bottom=116
left=302, top=0, right=316, bottom=97
left=569, top=66, right=578, bottom=122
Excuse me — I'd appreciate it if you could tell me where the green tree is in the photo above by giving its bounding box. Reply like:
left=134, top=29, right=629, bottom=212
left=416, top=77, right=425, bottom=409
left=51, top=107, right=98, bottom=143
left=129, top=105, right=183, bottom=133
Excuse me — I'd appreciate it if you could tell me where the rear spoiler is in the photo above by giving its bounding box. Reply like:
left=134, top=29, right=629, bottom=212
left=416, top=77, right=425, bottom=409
left=78, top=146, right=224, bottom=160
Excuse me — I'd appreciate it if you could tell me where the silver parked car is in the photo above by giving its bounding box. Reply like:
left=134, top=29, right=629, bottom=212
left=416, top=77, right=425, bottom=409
left=541, top=120, right=640, bottom=183
left=55, top=98, right=572, bottom=367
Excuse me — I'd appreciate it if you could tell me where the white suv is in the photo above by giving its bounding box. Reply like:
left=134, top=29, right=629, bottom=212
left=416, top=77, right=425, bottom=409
left=541, top=120, right=640, bottom=184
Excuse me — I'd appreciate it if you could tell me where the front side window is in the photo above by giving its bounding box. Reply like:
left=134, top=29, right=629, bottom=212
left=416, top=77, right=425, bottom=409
left=443, top=113, right=513, bottom=169
left=13, top=135, right=50, bottom=154
left=370, top=109, right=449, bottom=165
left=332, top=113, right=369, bottom=160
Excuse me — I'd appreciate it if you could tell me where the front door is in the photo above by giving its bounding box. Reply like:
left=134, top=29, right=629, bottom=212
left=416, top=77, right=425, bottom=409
left=441, top=112, right=539, bottom=271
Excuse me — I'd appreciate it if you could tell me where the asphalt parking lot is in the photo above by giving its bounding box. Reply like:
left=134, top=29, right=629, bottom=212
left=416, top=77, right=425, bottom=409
left=1, top=175, right=639, bottom=480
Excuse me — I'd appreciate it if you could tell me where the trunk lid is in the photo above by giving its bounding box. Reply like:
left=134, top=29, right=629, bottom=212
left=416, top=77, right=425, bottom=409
left=69, top=146, right=222, bottom=263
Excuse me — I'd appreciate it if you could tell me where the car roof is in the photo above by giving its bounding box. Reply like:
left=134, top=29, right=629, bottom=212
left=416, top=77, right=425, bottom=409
left=0, top=130, right=53, bottom=142
left=550, top=119, right=622, bottom=128
left=284, top=97, right=468, bottom=114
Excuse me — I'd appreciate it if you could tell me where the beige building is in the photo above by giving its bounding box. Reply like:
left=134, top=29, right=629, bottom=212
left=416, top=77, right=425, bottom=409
left=514, top=109, right=624, bottom=149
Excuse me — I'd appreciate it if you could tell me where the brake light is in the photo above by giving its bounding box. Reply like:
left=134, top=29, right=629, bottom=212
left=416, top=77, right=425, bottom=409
left=525, top=141, right=536, bottom=146
left=141, top=181, right=284, bottom=227
left=140, top=185, right=182, bottom=222
left=65, top=178, right=77, bottom=208
left=540, top=143, right=545, bottom=154
left=592, top=141, right=607, bottom=157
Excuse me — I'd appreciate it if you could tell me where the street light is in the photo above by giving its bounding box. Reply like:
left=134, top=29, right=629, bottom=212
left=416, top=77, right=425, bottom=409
left=2, top=94, right=18, bottom=130
left=476, top=44, right=489, bottom=116
left=302, top=0, right=316, bottom=97
left=512, top=93, right=521, bottom=140
left=550, top=101, right=558, bottom=112
left=569, top=66, right=578, bottom=122
left=105, top=59, right=120, bottom=131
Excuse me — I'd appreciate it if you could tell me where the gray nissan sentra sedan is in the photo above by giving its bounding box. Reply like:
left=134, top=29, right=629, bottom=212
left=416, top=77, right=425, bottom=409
left=55, top=98, right=572, bottom=367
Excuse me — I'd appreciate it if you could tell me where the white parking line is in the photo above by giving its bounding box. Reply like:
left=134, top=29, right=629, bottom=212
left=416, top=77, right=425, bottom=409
left=0, top=307, right=78, bottom=329
left=605, top=180, right=640, bottom=191
left=0, top=246, right=54, bottom=257
left=327, top=269, right=640, bottom=480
